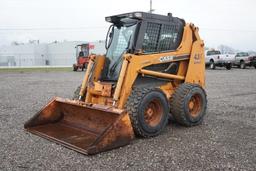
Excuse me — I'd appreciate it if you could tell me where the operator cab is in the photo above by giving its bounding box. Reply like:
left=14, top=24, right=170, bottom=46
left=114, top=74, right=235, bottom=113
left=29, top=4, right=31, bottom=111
left=76, top=44, right=89, bottom=58
left=103, top=12, right=185, bottom=80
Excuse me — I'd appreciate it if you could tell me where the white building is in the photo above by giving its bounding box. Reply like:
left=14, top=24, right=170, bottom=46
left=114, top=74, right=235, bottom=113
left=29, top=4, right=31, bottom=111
left=0, top=43, right=48, bottom=66
left=0, top=40, right=106, bottom=67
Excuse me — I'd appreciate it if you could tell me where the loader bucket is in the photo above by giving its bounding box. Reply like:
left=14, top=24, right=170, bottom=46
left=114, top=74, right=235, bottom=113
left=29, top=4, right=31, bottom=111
left=24, top=97, right=134, bottom=155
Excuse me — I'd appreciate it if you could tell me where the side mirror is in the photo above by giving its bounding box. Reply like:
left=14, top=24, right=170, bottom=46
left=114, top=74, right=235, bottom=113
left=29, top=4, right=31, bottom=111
left=109, top=32, right=113, bottom=38
left=105, top=24, right=114, bottom=49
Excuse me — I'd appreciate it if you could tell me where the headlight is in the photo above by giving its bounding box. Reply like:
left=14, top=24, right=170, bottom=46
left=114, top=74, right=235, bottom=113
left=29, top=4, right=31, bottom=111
left=134, top=12, right=143, bottom=18
left=128, top=13, right=133, bottom=18
left=105, top=17, right=111, bottom=22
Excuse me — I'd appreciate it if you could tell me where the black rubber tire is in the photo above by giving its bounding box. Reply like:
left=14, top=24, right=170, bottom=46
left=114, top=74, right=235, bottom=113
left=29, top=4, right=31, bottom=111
left=73, top=65, right=78, bottom=71
left=240, top=61, right=246, bottom=69
left=210, top=61, right=216, bottom=69
left=126, top=88, right=169, bottom=137
left=84, top=63, right=88, bottom=69
left=225, top=63, right=232, bottom=70
left=72, top=85, right=81, bottom=100
left=254, top=65, right=256, bottom=69
left=168, top=112, right=176, bottom=123
left=170, top=83, right=207, bottom=126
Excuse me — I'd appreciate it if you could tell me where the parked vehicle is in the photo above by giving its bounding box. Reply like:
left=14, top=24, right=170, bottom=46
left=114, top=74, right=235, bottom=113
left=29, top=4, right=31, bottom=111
left=205, top=50, right=234, bottom=70
left=249, top=55, right=256, bottom=68
left=73, top=44, right=90, bottom=71
left=73, top=41, right=106, bottom=71
left=233, top=52, right=256, bottom=69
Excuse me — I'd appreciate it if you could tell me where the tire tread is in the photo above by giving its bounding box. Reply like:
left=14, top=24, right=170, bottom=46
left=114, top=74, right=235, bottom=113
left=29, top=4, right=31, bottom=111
left=126, top=87, right=168, bottom=137
left=170, top=83, right=207, bottom=126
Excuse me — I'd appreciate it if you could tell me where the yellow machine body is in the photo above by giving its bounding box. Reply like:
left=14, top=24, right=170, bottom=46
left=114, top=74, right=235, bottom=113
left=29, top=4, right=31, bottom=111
left=25, top=16, right=205, bottom=155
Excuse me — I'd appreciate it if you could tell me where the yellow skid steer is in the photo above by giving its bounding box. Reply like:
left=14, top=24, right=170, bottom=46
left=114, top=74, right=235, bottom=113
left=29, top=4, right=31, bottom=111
left=25, top=12, right=207, bottom=155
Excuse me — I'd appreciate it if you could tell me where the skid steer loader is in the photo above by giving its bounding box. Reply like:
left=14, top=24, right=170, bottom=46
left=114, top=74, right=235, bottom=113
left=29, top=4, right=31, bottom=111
left=25, top=12, right=207, bottom=155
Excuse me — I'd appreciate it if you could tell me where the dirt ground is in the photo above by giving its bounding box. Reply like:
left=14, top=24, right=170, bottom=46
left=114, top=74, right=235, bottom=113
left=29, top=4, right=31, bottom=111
left=0, top=68, right=255, bottom=171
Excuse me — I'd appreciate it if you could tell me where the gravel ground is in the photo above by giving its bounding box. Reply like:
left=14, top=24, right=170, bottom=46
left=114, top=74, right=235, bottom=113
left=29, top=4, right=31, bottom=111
left=0, top=68, right=256, bottom=171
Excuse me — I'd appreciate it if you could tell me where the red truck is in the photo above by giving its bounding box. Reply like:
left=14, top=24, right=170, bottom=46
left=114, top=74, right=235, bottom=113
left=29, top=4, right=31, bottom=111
left=73, top=42, right=106, bottom=71
left=73, top=43, right=94, bottom=71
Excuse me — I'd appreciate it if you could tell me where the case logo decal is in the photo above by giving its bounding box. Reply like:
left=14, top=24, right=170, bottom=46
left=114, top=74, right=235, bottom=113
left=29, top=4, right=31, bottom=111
left=159, top=56, right=174, bottom=62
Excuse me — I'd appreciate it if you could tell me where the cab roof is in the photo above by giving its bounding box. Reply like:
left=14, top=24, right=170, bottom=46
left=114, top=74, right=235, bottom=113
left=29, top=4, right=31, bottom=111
left=105, top=11, right=185, bottom=25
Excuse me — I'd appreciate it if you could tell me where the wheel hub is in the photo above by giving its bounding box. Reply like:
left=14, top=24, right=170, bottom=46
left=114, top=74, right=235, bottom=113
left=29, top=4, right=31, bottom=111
left=144, top=100, right=163, bottom=127
left=210, top=63, right=214, bottom=68
left=189, top=101, right=195, bottom=109
left=146, top=108, right=154, bottom=117
left=188, top=94, right=202, bottom=117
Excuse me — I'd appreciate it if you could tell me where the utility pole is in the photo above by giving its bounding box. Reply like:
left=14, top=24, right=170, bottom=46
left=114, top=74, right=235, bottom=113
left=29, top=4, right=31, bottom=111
left=149, top=0, right=154, bottom=13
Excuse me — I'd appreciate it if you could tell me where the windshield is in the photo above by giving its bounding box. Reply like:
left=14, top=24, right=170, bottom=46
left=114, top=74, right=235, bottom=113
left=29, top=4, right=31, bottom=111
left=207, top=50, right=221, bottom=56
left=103, top=22, right=137, bottom=80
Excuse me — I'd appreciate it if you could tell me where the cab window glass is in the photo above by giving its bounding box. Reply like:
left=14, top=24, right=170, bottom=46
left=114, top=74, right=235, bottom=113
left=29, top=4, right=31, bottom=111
left=142, top=22, right=183, bottom=53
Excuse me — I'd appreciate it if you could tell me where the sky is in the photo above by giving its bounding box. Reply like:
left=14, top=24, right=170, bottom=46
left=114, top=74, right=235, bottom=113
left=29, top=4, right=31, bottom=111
left=0, top=0, right=256, bottom=51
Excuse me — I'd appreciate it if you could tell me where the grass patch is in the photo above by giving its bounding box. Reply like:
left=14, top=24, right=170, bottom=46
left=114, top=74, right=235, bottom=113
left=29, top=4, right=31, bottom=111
left=0, top=67, right=72, bottom=73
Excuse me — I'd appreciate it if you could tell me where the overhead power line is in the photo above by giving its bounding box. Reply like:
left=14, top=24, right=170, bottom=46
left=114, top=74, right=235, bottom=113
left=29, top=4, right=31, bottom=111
left=0, top=26, right=106, bottom=31
left=0, top=26, right=256, bottom=33
left=200, top=27, right=256, bottom=33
